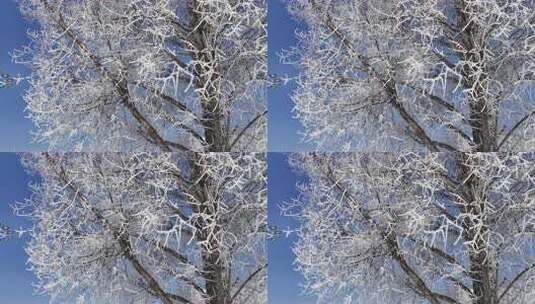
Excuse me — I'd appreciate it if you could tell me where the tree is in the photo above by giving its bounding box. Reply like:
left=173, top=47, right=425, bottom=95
left=20, top=152, right=267, bottom=304
left=287, top=152, right=535, bottom=304
left=286, top=153, right=535, bottom=304
left=285, top=0, right=535, bottom=152
left=16, top=0, right=266, bottom=152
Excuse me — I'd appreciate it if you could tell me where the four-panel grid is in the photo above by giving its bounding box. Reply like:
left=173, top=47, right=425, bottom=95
left=0, top=1, right=534, bottom=304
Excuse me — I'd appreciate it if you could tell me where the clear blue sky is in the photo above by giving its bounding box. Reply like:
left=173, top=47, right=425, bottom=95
left=0, top=0, right=44, bottom=152
left=0, top=153, right=48, bottom=304
left=268, top=153, right=315, bottom=304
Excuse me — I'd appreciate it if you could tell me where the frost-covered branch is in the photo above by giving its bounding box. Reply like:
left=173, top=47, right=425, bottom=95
left=20, top=152, right=267, bottom=304
left=17, top=0, right=267, bottom=152
left=289, top=152, right=535, bottom=303
left=286, top=0, right=535, bottom=152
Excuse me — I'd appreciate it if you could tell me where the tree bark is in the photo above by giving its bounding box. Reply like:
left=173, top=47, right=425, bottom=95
left=189, top=1, right=228, bottom=152
left=190, top=156, right=231, bottom=304
left=458, top=154, right=497, bottom=304
left=456, top=0, right=497, bottom=152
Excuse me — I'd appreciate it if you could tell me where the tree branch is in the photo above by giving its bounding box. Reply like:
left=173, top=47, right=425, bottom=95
left=498, top=264, right=535, bottom=303
left=230, top=264, right=267, bottom=303
left=40, top=0, right=176, bottom=153
left=497, top=110, right=535, bottom=150
left=230, top=110, right=267, bottom=150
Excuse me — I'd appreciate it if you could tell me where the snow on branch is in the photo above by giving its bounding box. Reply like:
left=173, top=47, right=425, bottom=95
left=288, top=152, right=535, bottom=303
left=16, top=0, right=267, bottom=152
left=20, top=152, right=267, bottom=304
left=286, top=0, right=535, bottom=152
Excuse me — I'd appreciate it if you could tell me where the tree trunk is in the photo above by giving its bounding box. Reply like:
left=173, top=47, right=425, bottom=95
left=456, top=0, right=496, bottom=152
left=189, top=1, right=228, bottom=152
left=203, top=250, right=231, bottom=304
left=454, top=7, right=498, bottom=299
left=190, top=157, right=231, bottom=304
left=469, top=250, right=495, bottom=304
left=458, top=154, right=497, bottom=304
left=202, top=89, right=226, bottom=152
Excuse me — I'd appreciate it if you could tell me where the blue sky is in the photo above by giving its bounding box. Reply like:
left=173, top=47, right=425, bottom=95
left=0, top=0, right=44, bottom=152
left=0, top=153, right=48, bottom=304
left=268, top=0, right=314, bottom=152
left=266, top=11, right=315, bottom=301
left=268, top=153, right=315, bottom=304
